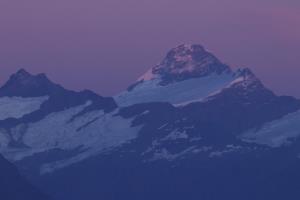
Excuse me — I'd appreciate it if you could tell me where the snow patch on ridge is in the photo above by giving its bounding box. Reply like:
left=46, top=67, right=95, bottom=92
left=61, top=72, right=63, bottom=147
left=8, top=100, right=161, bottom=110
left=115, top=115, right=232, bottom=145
left=241, top=110, right=300, bottom=147
left=0, top=96, right=48, bottom=120
left=148, top=146, right=212, bottom=162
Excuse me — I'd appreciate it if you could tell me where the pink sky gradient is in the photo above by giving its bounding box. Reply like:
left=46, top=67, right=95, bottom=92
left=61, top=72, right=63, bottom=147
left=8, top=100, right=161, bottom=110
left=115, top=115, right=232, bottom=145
left=0, top=0, right=299, bottom=97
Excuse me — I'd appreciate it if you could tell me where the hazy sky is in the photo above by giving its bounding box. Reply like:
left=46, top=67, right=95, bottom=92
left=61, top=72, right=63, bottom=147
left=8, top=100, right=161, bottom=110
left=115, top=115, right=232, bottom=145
left=0, top=0, right=299, bottom=97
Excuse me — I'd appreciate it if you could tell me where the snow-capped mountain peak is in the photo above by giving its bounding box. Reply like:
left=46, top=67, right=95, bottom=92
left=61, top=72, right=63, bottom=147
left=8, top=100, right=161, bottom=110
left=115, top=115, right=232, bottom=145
left=116, top=44, right=246, bottom=106
left=138, top=44, right=231, bottom=84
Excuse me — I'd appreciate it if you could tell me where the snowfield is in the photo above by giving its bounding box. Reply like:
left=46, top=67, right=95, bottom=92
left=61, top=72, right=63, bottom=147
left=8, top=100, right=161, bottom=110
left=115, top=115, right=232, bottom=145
left=241, top=110, right=300, bottom=147
left=115, top=73, right=235, bottom=107
left=0, top=96, right=48, bottom=120
left=1, top=101, right=142, bottom=173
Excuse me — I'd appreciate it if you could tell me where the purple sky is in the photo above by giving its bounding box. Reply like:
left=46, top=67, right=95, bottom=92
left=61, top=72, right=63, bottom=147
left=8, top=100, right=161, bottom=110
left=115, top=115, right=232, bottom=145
left=0, top=0, right=299, bottom=97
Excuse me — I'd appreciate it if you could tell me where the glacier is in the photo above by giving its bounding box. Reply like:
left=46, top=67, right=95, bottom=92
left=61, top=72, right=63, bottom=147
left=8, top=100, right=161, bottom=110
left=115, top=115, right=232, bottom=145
left=115, top=73, right=236, bottom=107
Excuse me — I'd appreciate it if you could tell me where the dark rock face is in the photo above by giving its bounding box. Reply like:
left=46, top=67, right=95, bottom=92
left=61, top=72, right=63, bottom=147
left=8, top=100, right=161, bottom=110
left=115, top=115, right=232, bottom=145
left=0, top=69, right=65, bottom=97
left=151, top=44, right=231, bottom=85
left=0, top=154, right=50, bottom=200
left=126, top=44, right=232, bottom=94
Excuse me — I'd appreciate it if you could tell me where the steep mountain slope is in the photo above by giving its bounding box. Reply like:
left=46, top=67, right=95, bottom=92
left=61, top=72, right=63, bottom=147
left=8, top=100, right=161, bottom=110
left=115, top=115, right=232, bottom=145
left=0, top=154, right=49, bottom=200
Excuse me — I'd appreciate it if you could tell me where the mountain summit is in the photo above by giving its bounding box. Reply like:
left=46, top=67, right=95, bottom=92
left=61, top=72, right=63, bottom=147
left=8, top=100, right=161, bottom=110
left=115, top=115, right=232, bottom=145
left=0, top=69, right=65, bottom=97
left=138, top=44, right=231, bottom=85
left=115, top=44, right=264, bottom=106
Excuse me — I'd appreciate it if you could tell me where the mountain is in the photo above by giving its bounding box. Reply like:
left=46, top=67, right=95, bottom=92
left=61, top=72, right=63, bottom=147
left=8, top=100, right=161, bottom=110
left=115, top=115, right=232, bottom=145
left=115, top=44, right=252, bottom=106
left=0, top=69, right=118, bottom=169
left=0, top=154, right=49, bottom=200
left=0, top=45, right=300, bottom=200
left=0, top=69, right=65, bottom=97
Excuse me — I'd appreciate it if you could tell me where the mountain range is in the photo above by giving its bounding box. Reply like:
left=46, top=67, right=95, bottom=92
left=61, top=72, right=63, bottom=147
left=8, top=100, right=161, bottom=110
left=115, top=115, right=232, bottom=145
left=1, top=44, right=300, bottom=200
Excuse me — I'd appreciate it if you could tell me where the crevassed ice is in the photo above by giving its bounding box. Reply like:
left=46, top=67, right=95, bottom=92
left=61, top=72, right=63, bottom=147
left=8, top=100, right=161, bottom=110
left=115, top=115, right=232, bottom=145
left=0, top=96, right=48, bottom=120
